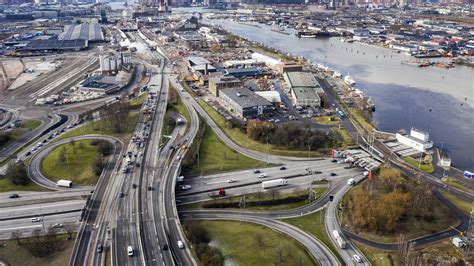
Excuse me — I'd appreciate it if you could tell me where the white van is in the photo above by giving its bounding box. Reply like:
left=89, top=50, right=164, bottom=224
left=127, top=246, right=134, bottom=257
left=177, top=240, right=184, bottom=249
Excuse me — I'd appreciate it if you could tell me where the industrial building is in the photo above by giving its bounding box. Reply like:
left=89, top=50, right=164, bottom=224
left=99, top=53, right=131, bottom=74
left=251, top=52, right=281, bottom=69
left=187, top=56, right=217, bottom=75
left=19, top=39, right=88, bottom=52
left=284, top=72, right=324, bottom=108
left=58, top=23, right=104, bottom=42
left=79, top=73, right=131, bottom=94
left=395, top=128, right=433, bottom=152
left=224, top=67, right=263, bottom=78
left=208, top=75, right=241, bottom=97
left=223, top=59, right=265, bottom=69
left=219, top=87, right=274, bottom=118
left=275, top=62, right=303, bottom=74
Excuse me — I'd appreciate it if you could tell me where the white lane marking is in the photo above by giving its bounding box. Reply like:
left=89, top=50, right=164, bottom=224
left=0, top=224, right=42, bottom=231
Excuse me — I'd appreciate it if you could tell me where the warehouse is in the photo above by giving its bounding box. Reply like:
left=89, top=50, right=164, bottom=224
left=19, top=39, right=88, bottom=52
left=219, top=87, right=274, bottom=118
left=58, top=23, right=104, bottom=42
left=224, top=67, right=263, bottom=78
left=284, top=72, right=324, bottom=107
left=208, top=75, right=241, bottom=97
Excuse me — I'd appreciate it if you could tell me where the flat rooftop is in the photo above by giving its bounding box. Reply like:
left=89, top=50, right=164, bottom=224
left=284, top=72, right=320, bottom=88
left=59, top=23, right=104, bottom=42
left=220, top=87, right=272, bottom=109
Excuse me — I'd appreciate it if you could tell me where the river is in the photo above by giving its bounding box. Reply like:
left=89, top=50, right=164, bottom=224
left=169, top=7, right=474, bottom=171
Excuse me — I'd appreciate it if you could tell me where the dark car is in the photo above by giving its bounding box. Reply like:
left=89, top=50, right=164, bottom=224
left=9, top=194, right=19, bottom=199
left=254, top=169, right=261, bottom=174
left=329, top=195, right=334, bottom=202
left=314, top=170, right=322, bottom=174
left=280, top=166, right=287, bottom=170
left=330, top=173, right=337, bottom=176
left=331, top=159, right=338, bottom=163
left=118, top=192, right=125, bottom=198
left=25, top=151, right=31, bottom=157
left=96, top=244, right=103, bottom=253
left=132, top=184, right=137, bottom=189
left=148, top=186, right=153, bottom=191
left=162, top=244, right=168, bottom=250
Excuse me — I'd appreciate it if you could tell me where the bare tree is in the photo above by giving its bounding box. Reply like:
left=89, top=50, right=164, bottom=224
left=31, top=228, right=42, bottom=241
left=254, top=233, right=266, bottom=254
left=78, top=141, right=85, bottom=150
left=10, top=230, right=23, bottom=245
left=275, top=245, right=285, bottom=265
left=268, top=189, right=280, bottom=201
left=63, top=222, right=75, bottom=240
left=69, top=138, right=76, bottom=153
left=58, top=148, right=67, bottom=165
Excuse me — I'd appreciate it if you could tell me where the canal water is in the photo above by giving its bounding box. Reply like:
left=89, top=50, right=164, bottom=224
left=208, top=18, right=474, bottom=171
left=156, top=7, right=473, bottom=171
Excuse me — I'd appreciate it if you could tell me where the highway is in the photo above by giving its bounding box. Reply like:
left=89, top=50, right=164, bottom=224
left=325, top=174, right=370, bottom=266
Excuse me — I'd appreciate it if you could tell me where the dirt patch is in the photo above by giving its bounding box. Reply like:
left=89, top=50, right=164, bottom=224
left=8, top=58, right=62, bottom=91
left=19, top=109, right=48, bottom=120
left=2, top=59, right=24, bottom=80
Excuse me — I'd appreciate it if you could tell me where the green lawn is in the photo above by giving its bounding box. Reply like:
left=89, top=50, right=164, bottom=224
left=314, top=116, right=339, bottom=125
left=21, top=119, right=42, bottom=129
left=402, top=156, right=435, bottom=173
left=442, top=192, right=472, bottom=215
left=335, top=128, right=355, bottom=148
left=0, top=234, right=75, bottom=266
left=129, top=92, right=148, bottom=109
left=195, top=98, right=324, bottom=157
left=55, top=112, right=139, bottom=142
left=282, top=210, right=344, bottom=264
left=442, top=176, right=473, bottom=193
left=0, top=178, right=50, bottom=193
left=40, top=140, right=100, bottom=185
left=181, top=187, right=328, bottom=211
left=354, top=241, right=398, bottom=266
left=201, top=220, right=316, bottom=266
left=160, top=112, right=175, bottom=145
left=168, top=83, right=191, bottom=122
left=187, top=123, right=268, bottom=176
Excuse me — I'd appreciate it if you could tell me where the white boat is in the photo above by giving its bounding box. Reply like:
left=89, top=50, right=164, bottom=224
left=332, top=71, right=342, bottom=78
left=317, top=63, right=325, bottom=69
left=344, top=74, right=356, bottom=86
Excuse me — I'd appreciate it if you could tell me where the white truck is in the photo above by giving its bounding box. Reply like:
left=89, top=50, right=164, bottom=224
left=57, top=180, right=72, bottom=188
left=332, top=230, right=347, bottom=249
left=176, top=176, right=184, bottom=183
left=347, top=178, right=356, bottom=186
left=261, top=179, right=288, bottom=189
left=257, top=173, right=267, bottom=179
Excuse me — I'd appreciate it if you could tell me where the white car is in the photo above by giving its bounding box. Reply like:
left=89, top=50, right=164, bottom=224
left=52, top=223, right=63, bottom=228
left=353, top=254, right=362, bottom=263
left=181, top=185, right=192, bottom=190
left=227, top=179, right=236, bottom=183
left=31, top=217, right=42, bottom=223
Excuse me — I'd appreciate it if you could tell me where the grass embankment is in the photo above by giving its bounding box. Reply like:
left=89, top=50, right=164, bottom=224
left=194, top=96, right=323, bottom=157
left=0, top=178, right=49, bottom=193
left=55, top=112, right=139, bottom=142
left=40, top=140, right=100, bottom=185
left=181, top=187, right=328, bottom=211
left=335, top=128, right=355, bottom=148
left=168, top=84, right=191, bottom=122
left=201, top=220, right=316, bottom=266
left=0, top=234, right=75, bottom=266
left=282, top=210, right=344, bottom=264
left=354, top=242, right=398, bottom=266
left=402, top=156, right=435, bottom=174
left=129, top=92, right=148, bottom=109
left=314, top=116, right=339, bottom=125
left=0, top=119, right=42, bottom=149
left=442, top=192, right=472, bottom=215
left=186, top=123, right=268, bottom=176
left=442, top=176, right=473, bottom=193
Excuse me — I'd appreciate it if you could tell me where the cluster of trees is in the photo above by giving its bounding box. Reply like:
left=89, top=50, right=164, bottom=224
left=346, top=166, right=437, bottom=234
left=181, top=118, right=206, bottom=174
left=184, top=221, right=224, bottom=266
left=246, top=120, right=337, bottom=150
left=10, top=226, right=70, bottom=258
left=102, top=101, right=133, bottom=133
left=91, top=140, right=113, bottom=177
left=0, top=130, right=11, bottom=146
left=5, top=161, right=28, bottom=185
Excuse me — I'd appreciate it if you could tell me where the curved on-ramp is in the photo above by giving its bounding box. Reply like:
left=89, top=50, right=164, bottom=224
left=188, top=215, right=340, bottom=265
left=28, top=135, right=123, bottom=190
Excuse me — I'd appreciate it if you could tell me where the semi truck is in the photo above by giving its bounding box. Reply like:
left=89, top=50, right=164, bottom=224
left=208, top=188, right=226, bottom=198
left=261, top=179, right=288, bottom=189
left=332, top=230, right=347, bottom=249
left=57, top=180, right=72, bottom=188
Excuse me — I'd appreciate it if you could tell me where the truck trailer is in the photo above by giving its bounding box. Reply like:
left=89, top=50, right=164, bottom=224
left=261, top=179, right=288, bottom=189
left=57, top=180, right=72, bottom=188
left=208, top=188, right=226, bottom=198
